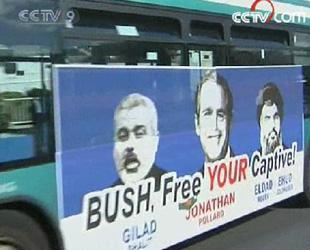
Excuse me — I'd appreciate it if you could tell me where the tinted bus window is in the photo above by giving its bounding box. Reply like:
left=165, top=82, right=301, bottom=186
left=190, top=21, right=224, bottom=41
left=229, top=48, right=292, bottom=66
left=64, top=40, right=184, bottom=66
left=231, top=26, right=289, bottom=47
left=265, top=49, right=293, bottom=65
left=294, top=51, right=310, bottom=66
left=294, top=32, right=310, bottom=48
left=73, top=8, right=181, bottom=39
left=229, top=48, right=264, bottom=65
left=0, top=61, right=54, bottom=165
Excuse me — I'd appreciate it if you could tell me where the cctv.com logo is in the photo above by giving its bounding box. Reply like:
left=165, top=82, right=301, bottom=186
left=232, top=0, right=306, bottom=24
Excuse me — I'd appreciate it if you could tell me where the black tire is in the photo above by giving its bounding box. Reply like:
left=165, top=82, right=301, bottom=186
left=0, top=209, right=51, bottom=250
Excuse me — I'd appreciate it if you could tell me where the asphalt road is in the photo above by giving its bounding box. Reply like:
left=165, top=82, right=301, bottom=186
left=169, top=205, right=310, bottom=250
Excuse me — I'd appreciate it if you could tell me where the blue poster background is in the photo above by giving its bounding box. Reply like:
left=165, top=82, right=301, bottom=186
left=54, top=66, right=303, bottom=218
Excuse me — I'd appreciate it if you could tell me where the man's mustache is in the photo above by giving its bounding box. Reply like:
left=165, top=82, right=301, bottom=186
left=121, top=150, right=141, bottom=173
left=267, top=128, right=279, bottom=139
left=265, top=128, right=281, bottom=154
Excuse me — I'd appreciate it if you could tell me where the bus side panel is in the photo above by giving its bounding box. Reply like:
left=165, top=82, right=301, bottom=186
left=53, top=66, right=304, bottom=250
left=303, top=118, right=310, bottom=198
left=304, top=119, right=310, bottom=151
left=0, top=163, right=58, bottom=223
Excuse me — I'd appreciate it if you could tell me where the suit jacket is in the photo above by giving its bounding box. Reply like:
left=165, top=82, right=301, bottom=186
left=113, top=164, right=166, bottom=191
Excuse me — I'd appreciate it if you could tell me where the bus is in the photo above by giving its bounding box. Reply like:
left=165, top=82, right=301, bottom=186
left=0, top=0, right=309, bottom=249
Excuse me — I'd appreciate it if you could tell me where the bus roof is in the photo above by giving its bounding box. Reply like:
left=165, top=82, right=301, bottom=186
left=119, top=0, right=310, bottom=26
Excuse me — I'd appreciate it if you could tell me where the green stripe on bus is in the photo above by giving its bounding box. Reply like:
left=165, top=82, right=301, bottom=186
left=118, top=0, right=310, bottom=26
left=276, top=0, right=310, bottom=8
left=0, top=163, right=58, bottom=223
left=118, top=0, right=248, bottom=15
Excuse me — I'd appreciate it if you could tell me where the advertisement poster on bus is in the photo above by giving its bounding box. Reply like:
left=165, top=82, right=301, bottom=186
left=53, top=65, right=304, bottom=250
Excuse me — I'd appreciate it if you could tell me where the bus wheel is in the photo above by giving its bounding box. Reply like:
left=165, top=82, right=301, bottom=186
left=0, top=209, right=51, bottom=250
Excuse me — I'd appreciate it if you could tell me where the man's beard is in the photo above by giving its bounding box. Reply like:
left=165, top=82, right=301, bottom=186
left=265, top=129, right=281, bottom=154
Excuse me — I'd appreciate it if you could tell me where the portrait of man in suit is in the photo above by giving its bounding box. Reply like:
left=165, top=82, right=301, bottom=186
left=256, top=83, right=285, bottom=155
left=195, top=69, right=234, bottom=169
left=113, top=93, right=165, bottom=190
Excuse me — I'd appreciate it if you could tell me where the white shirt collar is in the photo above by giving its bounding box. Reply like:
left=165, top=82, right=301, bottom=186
left=203, top=146, right=231, bottom=169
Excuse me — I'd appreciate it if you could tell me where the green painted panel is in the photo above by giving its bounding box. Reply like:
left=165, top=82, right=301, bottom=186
left=118, top=0, right=250, bottom=15
left=277, top=0, right=310, bottom=8
left=117, top=0, right=310, bottom=26
left=0, top=163, right=58, bottom=223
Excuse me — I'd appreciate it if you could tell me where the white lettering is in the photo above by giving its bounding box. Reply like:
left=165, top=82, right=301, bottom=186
left=257, top=12, right=270, bottom=23
left=30, top=10, right=39, bottom=22
left=281, top=13, right=292, bottom=23
left=241, top=12, right=251, bottom=23
left=294, top=12, right=306, bottom=24
left=274, top=13, right=281, bottom=23
left=49, top=10, right=61, bottom=22
left=232, top=11, right=306, bottom=24
left=18, top=9, right=63, bottom=23
left=232, top=12, right=242, bottom=24
left=18, top=10, right=29, bottom=22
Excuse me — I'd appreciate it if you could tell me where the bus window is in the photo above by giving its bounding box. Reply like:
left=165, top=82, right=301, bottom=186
left=229, top=47, right=264, bottom=66
left=303, top=66, right=310, bottom=118
left=188, top=46, right=226, bottom=66
left=294, top=50, right=310, bottom=118
left=265, top=49, right=293, bottom=65
left=231, top=26, right=289, bottom=47
left=64, top=40, right=111, bottom=64
left=64, top=45, right=93, bottom=64
left=189, top=50, right=213, bottom=67
left=190, top=21, right=224, bottom=41
left=0, top=61, right=53, bottom=164
left=73, top=8, right=181, bottom=39
left=229, top=26, right=292, bottom=66
left=294, top=51, right=310, bottom=66
left=294, top=32, right=310, bottom=48
left=229, top=48, right=292, bottom=66
left=64, top=40, right=184, bottom=66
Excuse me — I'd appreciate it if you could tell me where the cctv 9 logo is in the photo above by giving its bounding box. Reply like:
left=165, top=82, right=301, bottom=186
left=65, top=9, right=79, bottom=26
left=18, top=9, right=79, bottom=25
